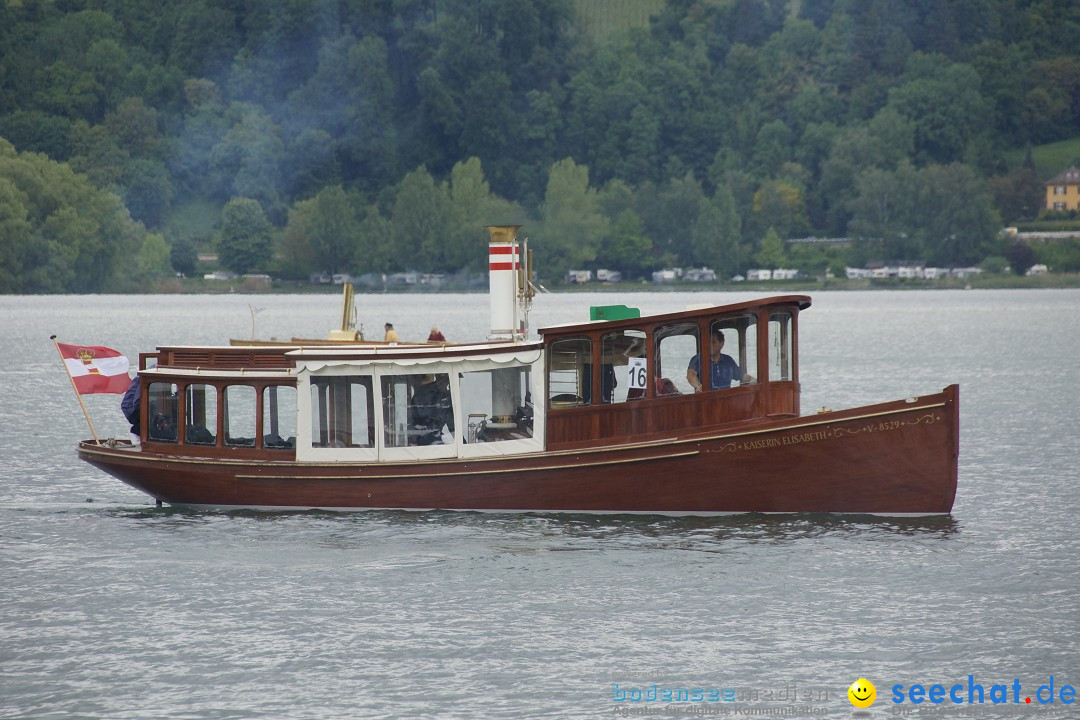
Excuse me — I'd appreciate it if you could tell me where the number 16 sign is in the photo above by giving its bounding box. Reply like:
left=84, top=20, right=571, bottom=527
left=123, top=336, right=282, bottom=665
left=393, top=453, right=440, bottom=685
left=628, top=357, right=647, bottom=390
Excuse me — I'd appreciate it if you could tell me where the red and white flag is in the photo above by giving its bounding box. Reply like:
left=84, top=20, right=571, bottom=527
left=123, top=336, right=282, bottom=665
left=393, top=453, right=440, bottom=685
left=56, top=342, right=130, bottom=394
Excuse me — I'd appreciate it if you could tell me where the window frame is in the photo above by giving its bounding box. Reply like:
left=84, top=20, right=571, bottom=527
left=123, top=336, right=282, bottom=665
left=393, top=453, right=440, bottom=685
left=262, top=384, right=297, bottom=450
left=146, top=381, right=179, bottom=443
left=768, top=310, right=795, bottom=383
left=547, top=336, right=593, bottom=409
left=654, top=322, right=699, bottom=397
left=222, top=384, right=258, bottom=447
left=183, top=382, right=218, bottom=446
left=706, top=315, right=758, bottom=391
left=599, top=329, right=647, bottom=404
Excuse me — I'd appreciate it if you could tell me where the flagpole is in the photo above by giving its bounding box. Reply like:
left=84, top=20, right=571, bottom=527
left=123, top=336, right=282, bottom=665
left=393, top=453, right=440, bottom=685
left=51, top=335, right=102, bottom=445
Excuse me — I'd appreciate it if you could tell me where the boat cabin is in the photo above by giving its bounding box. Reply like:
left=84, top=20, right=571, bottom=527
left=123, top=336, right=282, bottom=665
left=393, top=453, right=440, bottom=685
left=541, top=295, right=809, bottom=450
left=132, top=295, right=809, bottom=462
left=135, top=342, right=545, bottom=462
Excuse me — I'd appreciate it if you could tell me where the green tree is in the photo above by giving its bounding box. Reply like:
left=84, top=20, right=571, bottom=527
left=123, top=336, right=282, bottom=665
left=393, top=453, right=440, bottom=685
left=445, top=157, right=522, bottom=272
left=818, top=109, right=915, bottom=234
left=1003, top=242, right=1037, bottom=276
left=33, top=62, right=104, bottom=120
left=170, top=1, right=241, bottom=79
left=288, top=34, right=397, bottom=192
left=67, top=120, right=128, bottom=188
left=0, top=175, right=33, bottom=293
left=750, top=179, right=809, bottom=240
left=136, top=233, right=173, bottom=279
left=537, top=158, right=608, bottom=279
left=0, top=137, right=144, bottom=293
left=171, top=103, right=228, bottom=196
left=282, top=185, right=359, bottom=277
left=754, top=120, right=794, bottom=176
left=123, top=159, right=173, bottom=228
left=103, top=97, right=161, bottom=158
left=210, top=106, right=285, bottom=212
left=1036, top=238, right=1080, bottom=273
left=988, top=167, right=1044, bottom=224
left=514, top=90, right=561, bottom=206
left=170, top=236, right=198, bottom=277
left=600, top=209, right=652, bottom=279
left=0, top=111, right=74, bottom=161
left=916, top=163, right=1002, bottom=266
left=886, top=55, right=989, bottom=164
left=635, top=174, right=706, bottom=266
left=755, top=228, right=787, bottom=269
left=691, top=184, right=744, bottom=277
left=849, top=162, right=1001, bottom=265
left=847, top=163, right=922, bottom=260
left=390, top=167, right=453, bottom=272
left=356, top=207, right=393, bottom=276
left=218, top=198, right=272, bottom=274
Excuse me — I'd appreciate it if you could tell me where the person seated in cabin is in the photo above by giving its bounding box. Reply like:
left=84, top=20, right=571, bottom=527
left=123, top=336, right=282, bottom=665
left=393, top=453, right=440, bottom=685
left=686, top=329, right=754, bottom=392
left=427, top=326, right=446, bottom=342
left=410, top=374, right=454, bottom=443
left=185, top=425, right=215, bottom=444
left=655, top=376, right=680, bottom=396
left=149, top=412, right=176, bottom=442
left=384, top=323, right=400, bottom=343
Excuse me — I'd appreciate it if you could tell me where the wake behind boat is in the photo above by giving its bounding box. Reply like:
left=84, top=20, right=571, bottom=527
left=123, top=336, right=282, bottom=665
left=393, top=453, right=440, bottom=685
left=77, top=226, right=958, bottom=515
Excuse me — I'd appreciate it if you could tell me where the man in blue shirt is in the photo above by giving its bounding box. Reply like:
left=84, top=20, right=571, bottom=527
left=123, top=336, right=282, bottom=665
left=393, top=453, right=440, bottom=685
left=687, top=329, right=754, bottom=391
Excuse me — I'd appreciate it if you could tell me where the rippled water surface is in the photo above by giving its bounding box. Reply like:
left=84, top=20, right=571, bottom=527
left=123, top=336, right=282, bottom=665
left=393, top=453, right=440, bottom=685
left=2, top=289, right=1079, bottom=719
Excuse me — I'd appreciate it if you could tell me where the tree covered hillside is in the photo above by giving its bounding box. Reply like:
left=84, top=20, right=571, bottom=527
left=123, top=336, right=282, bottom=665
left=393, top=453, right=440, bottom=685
left=2, top=0, right=1080, bottom=291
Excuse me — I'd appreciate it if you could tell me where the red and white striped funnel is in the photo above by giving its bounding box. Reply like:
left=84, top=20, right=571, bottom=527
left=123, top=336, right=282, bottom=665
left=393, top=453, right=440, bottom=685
left=487, top=225, right=523, bottom=341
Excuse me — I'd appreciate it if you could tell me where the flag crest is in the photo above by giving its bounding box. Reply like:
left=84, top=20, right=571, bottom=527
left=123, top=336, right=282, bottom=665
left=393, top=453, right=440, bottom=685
left=57, top=342, right=130, bottom=394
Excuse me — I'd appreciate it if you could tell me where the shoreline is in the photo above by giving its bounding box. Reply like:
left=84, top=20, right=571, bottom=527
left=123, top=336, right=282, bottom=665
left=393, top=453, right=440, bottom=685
left=5, top=274, right=1077, bottom=296
left=142, top=274, right=1080, bottom=294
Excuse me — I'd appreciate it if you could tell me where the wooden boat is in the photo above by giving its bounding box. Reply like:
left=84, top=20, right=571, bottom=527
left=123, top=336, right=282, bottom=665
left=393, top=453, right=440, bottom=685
left=78, top=227, right=958, bottom=515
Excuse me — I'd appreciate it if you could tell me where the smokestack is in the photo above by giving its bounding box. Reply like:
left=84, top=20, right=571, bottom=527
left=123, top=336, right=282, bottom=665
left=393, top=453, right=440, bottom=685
left=487, top=225, right=522, bottom=341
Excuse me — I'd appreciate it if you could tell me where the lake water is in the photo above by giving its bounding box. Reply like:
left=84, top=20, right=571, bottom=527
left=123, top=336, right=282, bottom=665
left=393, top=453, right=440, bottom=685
left=2, top=289, right=1079, bottom=719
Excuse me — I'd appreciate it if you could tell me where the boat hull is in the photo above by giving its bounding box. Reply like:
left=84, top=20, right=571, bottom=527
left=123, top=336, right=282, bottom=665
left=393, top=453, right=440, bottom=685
left=79, top=385, right=959, bottom=515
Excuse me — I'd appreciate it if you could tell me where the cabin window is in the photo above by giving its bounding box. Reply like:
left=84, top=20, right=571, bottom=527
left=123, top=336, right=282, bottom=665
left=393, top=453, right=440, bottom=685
left=147, top=381, right=178, bottom=442
left=706, top=316, right=757, bottom=390
left=600, top=330, right=647, bottom=403
left=382, top=373, right=455, bottom=447
left=184, top=383, right=217, bottom=445
left=310, top=376, right=375, bottom=448
left=548, top=337, right=592, bottom=407
left=262, top=385, right=296, bottom=449
left=654, top=323, right=699, bottom=396
left=223, top=385, right=257, bottom=446
left=459, top=367, right=533, bottom=442
left=768, top=311, right=794, bottom=381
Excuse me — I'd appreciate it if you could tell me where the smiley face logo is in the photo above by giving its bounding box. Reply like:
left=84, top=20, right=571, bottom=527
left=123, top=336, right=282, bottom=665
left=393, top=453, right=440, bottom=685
left=848, top=678, right=876, bottom=708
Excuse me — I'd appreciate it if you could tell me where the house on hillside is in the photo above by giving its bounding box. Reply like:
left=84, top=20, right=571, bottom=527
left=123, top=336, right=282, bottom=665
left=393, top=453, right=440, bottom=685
left=683, top=267, right=717, bottom=282
left=1045, top=166, right=1080, bottom=212
left=848, top=260, right=929, bottom=279
left=567, top=269, right=593, bottom=284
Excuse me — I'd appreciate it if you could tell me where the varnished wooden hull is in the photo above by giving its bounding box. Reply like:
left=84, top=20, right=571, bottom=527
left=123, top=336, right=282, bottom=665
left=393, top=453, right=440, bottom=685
left=79, top=385, right=958, bottom=515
